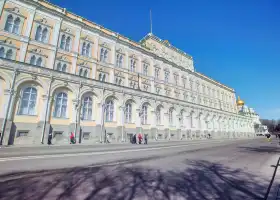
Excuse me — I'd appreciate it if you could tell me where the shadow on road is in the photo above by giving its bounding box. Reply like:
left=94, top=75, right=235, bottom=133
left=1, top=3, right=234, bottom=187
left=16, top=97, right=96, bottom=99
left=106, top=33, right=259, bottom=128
left=0, top=159, right=268, bottom=200
left=239, top=143, right=280, bottom=154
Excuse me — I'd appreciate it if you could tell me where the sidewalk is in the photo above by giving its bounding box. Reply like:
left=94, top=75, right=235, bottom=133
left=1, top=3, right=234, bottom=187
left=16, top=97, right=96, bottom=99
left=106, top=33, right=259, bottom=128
left=0, top=136, right=256, bottom=149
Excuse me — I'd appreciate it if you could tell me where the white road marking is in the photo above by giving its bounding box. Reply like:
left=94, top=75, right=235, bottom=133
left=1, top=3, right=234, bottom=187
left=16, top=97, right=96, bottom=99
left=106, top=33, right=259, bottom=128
left=0, top=139, right=247, bottom=162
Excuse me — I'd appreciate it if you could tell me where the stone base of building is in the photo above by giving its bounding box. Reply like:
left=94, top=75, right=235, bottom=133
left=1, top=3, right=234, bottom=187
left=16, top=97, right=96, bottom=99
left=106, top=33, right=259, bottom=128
left=0, top=119, right=256, bottom=146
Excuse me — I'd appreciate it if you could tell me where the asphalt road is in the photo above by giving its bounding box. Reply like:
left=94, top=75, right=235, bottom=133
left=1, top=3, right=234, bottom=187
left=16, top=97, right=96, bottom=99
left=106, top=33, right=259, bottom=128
left=0, top=138, right=279, bottom=200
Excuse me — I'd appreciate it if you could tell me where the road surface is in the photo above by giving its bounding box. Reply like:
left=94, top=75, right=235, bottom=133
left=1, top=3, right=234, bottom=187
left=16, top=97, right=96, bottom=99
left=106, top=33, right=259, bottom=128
left=0, top=138, right=279, bottom=200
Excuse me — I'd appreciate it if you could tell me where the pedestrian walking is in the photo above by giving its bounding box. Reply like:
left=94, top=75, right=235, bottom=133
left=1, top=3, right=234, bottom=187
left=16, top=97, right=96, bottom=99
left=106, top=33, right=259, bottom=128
left=70, top=132, right=76, bottom=144
left=266, top=134, right=271, bottom=142
left=47, top=133, right=52, bottom=145
left=144, top=134, right=148, bottom=144
left=138, top=133, right=142, bottom=144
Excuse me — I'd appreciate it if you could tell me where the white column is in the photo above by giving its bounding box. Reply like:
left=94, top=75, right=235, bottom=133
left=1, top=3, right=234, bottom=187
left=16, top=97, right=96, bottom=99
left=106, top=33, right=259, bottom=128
left=93, top=38, right=99, bottom=60
left=19, top=43, right=28, bottom=62
left=92, top=63, right=97, bottom=79
left=95, top=102, right=103, bottom=125
left=135, top=109, right=141, bottom=127
left=150, top=110, right=156, bottom=128
left=0, top=0, right=5, bottom=15
left=111, top=45, right=116, bottom=66
left=52, top=20, right=62, bottom=46
left=72, top=57, right=77, bottom=74
left=125, top=51, right=129, bottom=70
left=73, top=28, right=81, bottom=53
left=7, top=90, right=17, bottom=120
left=0, top=90, right=10, bottom=119
left=71, top=100, right=77, bottom=123
left=24, top=9, right=36, bottom=37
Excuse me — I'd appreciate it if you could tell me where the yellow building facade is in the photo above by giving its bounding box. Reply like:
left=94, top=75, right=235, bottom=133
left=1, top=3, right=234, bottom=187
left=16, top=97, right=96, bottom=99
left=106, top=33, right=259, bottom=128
left=0, top=0, right=258, bottom=145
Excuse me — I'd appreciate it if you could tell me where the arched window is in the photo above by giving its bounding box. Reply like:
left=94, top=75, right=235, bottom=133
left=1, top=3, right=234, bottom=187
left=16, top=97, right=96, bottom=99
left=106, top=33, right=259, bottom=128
left=125, top=102, right=132, bottom=123
left=18, top=87, right=37, bottom=115
left=79, top=68, right=83, bottom=76
left=42, top=28, right=48, bottom=42
left=30, top=55, right=36, bottom=65
left=116, top=54, right=123, bottom=67
left=169, top=109, right=173, bottom=125
left=86, top=43, right=91, bottom=56
left=141, top=104, right=148, bottom=125
left=100, top=48, right=108, bottom=62
left=82, top=96, right=92, bottom=120
left=54, top=92, right=67, bottom=118
left=83, top=69, right=88, bottom=78
left=60, top=34, right=66, bottom=49
left=99, top=73, right=106, bottom=82
left=35, top=25, right=42, bottom=41
left=12, top=17, right=20, bottom=34
left=180, top=110, right=184, bottom=124
left=57, top=62, right=62, bottom=71
left=65, top=36, right=71, bottom=51
left=82, top=42, right=86, bottom=55
left=130, top=59, right=136, bottom=72
left=36, top=57, right=42, bottom=66
left=6, top=49, right=12, bottom=60
left=0, top=47, right=4, bottom=58
left=156, top=106, right=161, bottom=125
left=62, top=64, right=67, bottom=72
left=105, top=100, right=114, bottom=122
left=4, top=15, right=13, bottom=32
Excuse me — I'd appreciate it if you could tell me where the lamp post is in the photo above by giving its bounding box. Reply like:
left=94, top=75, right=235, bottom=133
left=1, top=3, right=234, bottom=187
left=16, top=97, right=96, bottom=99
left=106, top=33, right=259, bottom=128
left=119, top=104, right=126, bottom=142
left=100, top=103, right=109, bottom=143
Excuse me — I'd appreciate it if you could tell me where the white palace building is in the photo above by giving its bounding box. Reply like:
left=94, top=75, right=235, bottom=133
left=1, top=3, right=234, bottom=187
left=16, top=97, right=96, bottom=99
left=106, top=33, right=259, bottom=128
left=0, top=0, right=262, bottom=145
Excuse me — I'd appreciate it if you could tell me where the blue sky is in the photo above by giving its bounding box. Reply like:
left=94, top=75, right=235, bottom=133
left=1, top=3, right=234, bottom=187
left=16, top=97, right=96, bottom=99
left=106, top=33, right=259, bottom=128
left=51, top=0, right=280, bottom=119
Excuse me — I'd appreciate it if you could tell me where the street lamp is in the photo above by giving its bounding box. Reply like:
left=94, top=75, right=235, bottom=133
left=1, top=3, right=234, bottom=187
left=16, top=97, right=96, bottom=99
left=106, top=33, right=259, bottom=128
left=120, top=105, right=125, bottom=142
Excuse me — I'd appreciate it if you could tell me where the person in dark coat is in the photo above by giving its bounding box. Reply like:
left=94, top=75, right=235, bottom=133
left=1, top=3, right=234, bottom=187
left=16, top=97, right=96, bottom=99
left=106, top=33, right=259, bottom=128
left=47, top=133, right=52, bottom=145
left=133, top=134, right=137, bottom=144
left=144, top=134, right=148, bottom=144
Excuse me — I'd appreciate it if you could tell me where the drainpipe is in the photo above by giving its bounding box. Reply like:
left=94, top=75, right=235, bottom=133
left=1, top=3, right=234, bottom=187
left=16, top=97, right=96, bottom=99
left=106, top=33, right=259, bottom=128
left=40, top=76, right=53, bottom=144
left=74, top=82, right=82, bottom=140
left=0, top=69, right=18, bottom=145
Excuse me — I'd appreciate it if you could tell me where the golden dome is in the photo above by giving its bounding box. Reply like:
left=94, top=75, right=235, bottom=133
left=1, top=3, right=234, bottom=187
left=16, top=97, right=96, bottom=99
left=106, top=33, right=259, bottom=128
left=236, top=96, right=245, bottom=106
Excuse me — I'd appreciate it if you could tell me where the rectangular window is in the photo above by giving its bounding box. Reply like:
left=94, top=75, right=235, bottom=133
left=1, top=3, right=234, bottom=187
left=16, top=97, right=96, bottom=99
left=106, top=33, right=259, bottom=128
left=143, top=64, right=148, bottom=76
left=83, top=132, right=90, bottom=140
left=154, top=68, right=160, bottom=79
left=17, top=131, right=29, bottom=137
left=164, top=71, right=169, bottom=83
left=174, top=74, right=178, bottom=85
